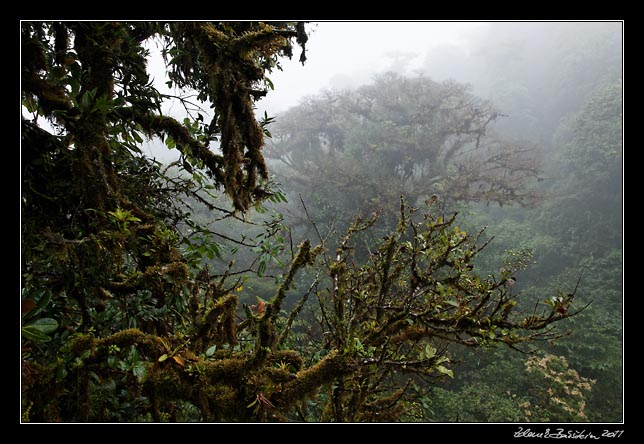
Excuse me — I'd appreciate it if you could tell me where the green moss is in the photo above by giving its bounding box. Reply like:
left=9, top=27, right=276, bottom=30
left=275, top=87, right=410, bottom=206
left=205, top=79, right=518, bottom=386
left=272, top=350, right=353, bottom=408
left=194, top=293, right=238, bottom=347
left=202, top=383, right=238, bottom=415
left=265, top=367, right=295, bottom=384
left=147, top=366, right=190, bottom=400
left=70, top=333, right=96, bottom=355
left=95, top=328, right=164, bottom=355
left=200, top=357, right=248, bottom=382
left=269, top=350, right=303, bottom=371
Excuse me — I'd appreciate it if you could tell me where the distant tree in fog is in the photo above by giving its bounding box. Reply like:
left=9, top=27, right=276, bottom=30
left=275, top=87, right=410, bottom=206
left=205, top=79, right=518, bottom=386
left=21, top=21, right=581, bottom=423
left=266, top=72, right=540, bottom=230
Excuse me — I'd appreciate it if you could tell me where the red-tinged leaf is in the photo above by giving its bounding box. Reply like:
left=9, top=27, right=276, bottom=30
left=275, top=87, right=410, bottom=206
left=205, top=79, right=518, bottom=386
left=257, top=300, right=266, bottom=316
left=22, top=299, right=36, bottom=314
left=172, top=355, right=186, bottom=366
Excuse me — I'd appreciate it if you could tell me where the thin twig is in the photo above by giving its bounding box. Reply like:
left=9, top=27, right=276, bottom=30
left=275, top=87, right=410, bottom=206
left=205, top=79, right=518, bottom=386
left=299, top=194, right=330, bottom=265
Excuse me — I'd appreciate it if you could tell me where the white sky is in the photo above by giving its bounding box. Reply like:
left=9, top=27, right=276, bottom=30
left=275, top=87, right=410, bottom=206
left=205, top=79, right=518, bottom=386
left=255, top=21, right=489, bottom=116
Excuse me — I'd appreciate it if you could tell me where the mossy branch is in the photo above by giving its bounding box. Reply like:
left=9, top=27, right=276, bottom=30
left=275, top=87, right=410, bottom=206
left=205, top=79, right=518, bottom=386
left=166, top=22, right=276, bottom=211
left=355, top=385, right=409, bottom=422
left=69, top=328, right=166, bottom=359
left=271, top=349, right=354, bottom=409
left=248, top=240, right=319, bottom=366
left=22, top=73, right=74, bottom=117
left=117, top=108, right=227, bottom=185
left=277, top=271, right=321, bottom=348
left=106, top=261, right=189, bottom=293
left=269, top=240, right=318, bottom=316
left=192, top=293, right=238, bottom=350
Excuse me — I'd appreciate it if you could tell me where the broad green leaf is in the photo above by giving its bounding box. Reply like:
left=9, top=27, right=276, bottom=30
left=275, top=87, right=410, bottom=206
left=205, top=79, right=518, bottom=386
left=436, top=365, right=454, bottom=378
left=117, top=360, right=129, bottom=371
left=424, top=344, right=437, bottom=359
left=80, top=91, right=90, bottom=109
left=26, top=318, right=58, bottom=334
left=158, top=353, right=168, bottom=362
left=353, top=337, right=365, bottom=353
left=22, top=326, right=52, bottom=342
left=206, top=345, right=217, bottom=357
left=128, top=345, right=140, bottom=362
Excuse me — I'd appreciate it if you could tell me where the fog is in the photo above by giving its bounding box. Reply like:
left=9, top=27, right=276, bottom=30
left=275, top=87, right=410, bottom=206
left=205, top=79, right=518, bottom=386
left=22, top=20, right=623, bottom=423
left=254, top=21, right=489, bottom=114
left=92, top=27, right=629, bottom=405
left=145, top=21, right=622, bottom=162
left=143, top=21, right=490, bottom=162
left=251, top=20, right=623, bottom=422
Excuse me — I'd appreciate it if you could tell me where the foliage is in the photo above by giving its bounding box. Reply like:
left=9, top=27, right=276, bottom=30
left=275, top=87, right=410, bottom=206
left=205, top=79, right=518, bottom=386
left=522, top=354, right=595, bottom=422
left=281, top=200, right=581, bottom=421
left=21, top=21, right=587, bottom=423
left=21, top=20, right=309, bottom=422
left=418, top=26, right=623, bottom=422
left=428, top=22, right=622, bottom=144
left=422, top=352, right=594, bottom=422
left=425, top=380, right=526, bottom=422
left=542, top=79, right=623, bottom=259
left=264, top=73, right=541, bottom=235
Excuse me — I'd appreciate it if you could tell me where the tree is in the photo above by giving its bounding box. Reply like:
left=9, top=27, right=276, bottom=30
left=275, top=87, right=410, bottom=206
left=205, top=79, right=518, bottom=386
left=21, top=20, right=308, bottom=422
left=274, top=201, right=584, bottom=421
left=22, top=21, right=579, bottom=422
left=265, top=72, right=540, bottom=235
left=421, top=22, right=622, bottom=146
left=417, top=51, right=623, bottom=422
left=424, top=352, right=595, bottom=422
left=534, top=79, right=623, bottom=421
left=542, top=79, right=623, bottom=258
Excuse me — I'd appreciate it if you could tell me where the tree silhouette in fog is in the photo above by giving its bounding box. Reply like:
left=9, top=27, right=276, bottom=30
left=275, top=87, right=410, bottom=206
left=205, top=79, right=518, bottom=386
left=22, top=21, right=581, bottom=422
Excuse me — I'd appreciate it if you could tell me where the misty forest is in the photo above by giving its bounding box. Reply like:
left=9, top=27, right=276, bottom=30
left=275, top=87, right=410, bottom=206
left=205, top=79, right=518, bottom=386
left=21, top=21, right=622, bottom=423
